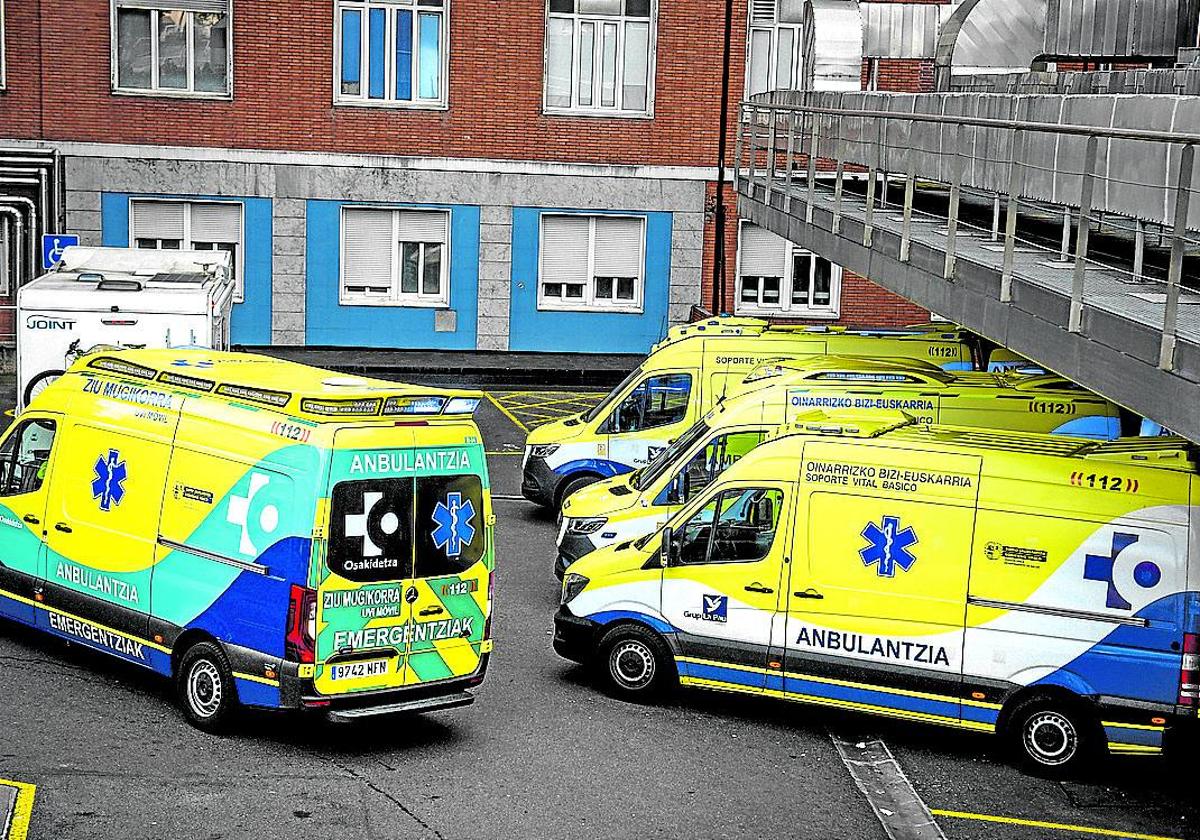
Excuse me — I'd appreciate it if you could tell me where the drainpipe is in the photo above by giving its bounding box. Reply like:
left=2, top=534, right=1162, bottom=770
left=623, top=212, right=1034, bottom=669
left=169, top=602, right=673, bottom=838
left=0, top=207, right=26, bottom=294
left=0, top=197, right=39, bottom=283
left=712, top=0, right=736, bottom=315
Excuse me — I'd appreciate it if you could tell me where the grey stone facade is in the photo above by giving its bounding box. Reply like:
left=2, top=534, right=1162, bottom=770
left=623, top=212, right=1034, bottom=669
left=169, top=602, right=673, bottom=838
left=60, top=149, right=707, bottom=350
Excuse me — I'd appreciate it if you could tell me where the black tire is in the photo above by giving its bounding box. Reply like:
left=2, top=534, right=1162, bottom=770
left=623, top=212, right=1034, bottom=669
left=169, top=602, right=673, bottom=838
left=556, top=473, right=601, bottom=509
left=1005, top=695, right=1099, bottom=777
left=176, top=641, right=238, bottom=733
left=24, top=369, right=64, bottom=407
left=594, top=623, right=677, bottom=702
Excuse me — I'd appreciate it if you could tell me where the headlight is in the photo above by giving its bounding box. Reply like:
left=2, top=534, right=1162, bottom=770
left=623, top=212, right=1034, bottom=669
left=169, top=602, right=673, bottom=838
left=529, top=444, right=560, bottom=458
left=562, top=572, right=589, bottom=605
left=566, top=516, right=607, bottom=535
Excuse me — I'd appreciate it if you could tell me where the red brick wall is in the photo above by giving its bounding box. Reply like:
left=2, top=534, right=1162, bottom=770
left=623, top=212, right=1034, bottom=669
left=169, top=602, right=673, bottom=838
left=0, top=0, right=746, bottom=169
left=837, top=270, right=929, bottom=325
left=862, top=58, right=936, bottom=93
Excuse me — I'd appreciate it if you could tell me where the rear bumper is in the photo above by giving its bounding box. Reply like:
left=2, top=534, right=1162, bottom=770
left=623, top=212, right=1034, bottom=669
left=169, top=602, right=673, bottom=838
left=298, top=652, right=491, bottom=721
left=521, top=455, right=558, bottom=507
left=553, top=607, right=597, bottom=664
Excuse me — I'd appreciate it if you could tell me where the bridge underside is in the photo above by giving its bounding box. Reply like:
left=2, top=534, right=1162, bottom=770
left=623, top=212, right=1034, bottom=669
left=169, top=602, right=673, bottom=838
left=739, top=180, right=1200, bottom=441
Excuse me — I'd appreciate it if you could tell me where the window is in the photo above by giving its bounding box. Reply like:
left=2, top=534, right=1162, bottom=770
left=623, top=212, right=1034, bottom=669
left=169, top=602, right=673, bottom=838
left=335, top=0, right=447, bottom=108
left=603, top=373, right=690, bottom=434
left=130, top=199, right=244, bottom=302
left=341, top=207, right=450, bottom=307
left=666, top=431, right=768, bottom=504
left=0, top=0, right=7, bottom=91
left=539, top=214, right=645, bottom=312
left=112, top=1, right=231, bottom=96
left=545, top=0, right=655, bottom=115
left=0, top=419, right=56, bottom=497
left=673, top=488, right=783, bottom=565
left=746, top=0, right=803, bottom=96
left=737, top=223, right=841, bottom=317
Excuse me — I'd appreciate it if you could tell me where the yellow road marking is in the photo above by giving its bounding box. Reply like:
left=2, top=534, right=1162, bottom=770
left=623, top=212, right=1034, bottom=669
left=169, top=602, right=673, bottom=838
left=484, top=393, right=529, bottom=434
left=930, top=810, right=1182, bottom=840
left=0, top=778, right=36, bottom=840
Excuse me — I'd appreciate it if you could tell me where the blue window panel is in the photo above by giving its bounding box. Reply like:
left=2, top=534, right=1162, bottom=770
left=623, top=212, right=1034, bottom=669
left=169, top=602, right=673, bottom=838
left=341, top=10, right=361, bottom=89
left=395, top=9, right=413, bottom=100
left=418, top=13, right=441, bottom=100
left=368, top=8, right=386, bottom=99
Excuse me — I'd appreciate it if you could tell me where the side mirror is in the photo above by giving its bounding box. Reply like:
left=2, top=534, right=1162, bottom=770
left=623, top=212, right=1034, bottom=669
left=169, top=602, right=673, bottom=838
left=661, top=528, right=674, bottom=567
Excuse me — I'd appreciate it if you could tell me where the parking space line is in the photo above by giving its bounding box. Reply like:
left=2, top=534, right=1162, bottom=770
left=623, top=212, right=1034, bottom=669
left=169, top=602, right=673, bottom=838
left=485, top=393, right=530, bottom=434
left=831, top=735, right=945, bottom=840
left=930, top=810, right=1182, bottom=840
left=0, top=778, right=35, bottom=840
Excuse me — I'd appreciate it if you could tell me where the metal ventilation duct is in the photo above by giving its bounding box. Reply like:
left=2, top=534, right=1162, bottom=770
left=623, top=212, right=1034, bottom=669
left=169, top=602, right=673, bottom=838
left=801, top=0, right=864, bottom=91
left=862, top=3, right=947, bottom=59
left=934, top=0, right=1199, bottom=89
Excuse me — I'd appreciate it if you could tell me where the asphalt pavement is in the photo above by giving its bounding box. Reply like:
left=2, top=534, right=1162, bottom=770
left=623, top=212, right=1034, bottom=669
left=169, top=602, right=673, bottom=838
left=0, top=380, right=1198, bottom=839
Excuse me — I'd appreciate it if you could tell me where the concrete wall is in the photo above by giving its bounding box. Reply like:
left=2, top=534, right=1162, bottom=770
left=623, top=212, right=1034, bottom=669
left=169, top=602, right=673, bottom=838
left=63, top=149, right=706, bottom=351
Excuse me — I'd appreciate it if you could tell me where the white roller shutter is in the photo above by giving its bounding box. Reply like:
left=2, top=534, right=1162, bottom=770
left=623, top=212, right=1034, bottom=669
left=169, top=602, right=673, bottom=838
left=131, top=201, right=185, bottom=240
left=540, top=215, right=591, bottom=286
left=739, top=224, right=787, bottom=277
left=190, top=202, right=242, bottom=243
left=593, top=217, right=644, bottom=277
left=116, top=0, right=228, bottom=12
left=397, top=210, right=448, bottom=243
left=343, top=208, right=394, bottom=294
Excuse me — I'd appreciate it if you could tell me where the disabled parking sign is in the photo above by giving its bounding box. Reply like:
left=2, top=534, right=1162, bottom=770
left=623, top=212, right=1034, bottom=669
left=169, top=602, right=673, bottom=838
left=41, top=233, right=79, bottom=270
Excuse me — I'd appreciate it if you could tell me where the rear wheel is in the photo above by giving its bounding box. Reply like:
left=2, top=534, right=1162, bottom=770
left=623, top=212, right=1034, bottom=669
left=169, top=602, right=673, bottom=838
left=24, top=370, right=64, bottom=406
left=556, top=473, right=601, bottom=509
left=595, top=624, right=676, bottom=702
left=1006, top=696, right=1099, bottom=777
left=176, top=641, right=238, bottom=733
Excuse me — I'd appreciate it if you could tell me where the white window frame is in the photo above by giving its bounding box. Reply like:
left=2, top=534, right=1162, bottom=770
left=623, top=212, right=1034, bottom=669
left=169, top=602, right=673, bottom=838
left=543, top=0, right=657, bottom=118
left=339, top=206, right=452, bottom=308
left=333, top=0, right=450, bottom=110
left=537, top=213, right=646, bottom=314
left=110, top=1, right=234, bottom=99
left=129, top=198, right=246, bottom=302
left=745, top=0, right=803, bottom=97
left=735, top=221, right=841, bottom=318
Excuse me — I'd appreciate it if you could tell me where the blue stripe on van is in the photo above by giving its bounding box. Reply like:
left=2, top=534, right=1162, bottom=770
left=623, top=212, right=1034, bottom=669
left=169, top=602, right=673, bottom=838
left=235, top=677, right=282, bottom=709
left=585, top=609, right=677, bottom=636
left=1102, top=723, right=1164, bottom=749
left=553, top=459, right=633, bottom=479
left=1052, top=415, right=1121, bottom=440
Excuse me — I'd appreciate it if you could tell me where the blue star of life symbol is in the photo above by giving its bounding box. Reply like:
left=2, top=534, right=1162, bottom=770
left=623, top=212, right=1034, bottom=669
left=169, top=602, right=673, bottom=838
left=431, top=492, right=476, bottom=558
left=859, top=515, right=918, bottom=577
left=91, top=449, right=128, bottom=512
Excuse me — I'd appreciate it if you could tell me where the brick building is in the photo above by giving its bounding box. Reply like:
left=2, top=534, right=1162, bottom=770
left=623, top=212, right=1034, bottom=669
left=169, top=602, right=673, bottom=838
left=0, top=0, right=932, bottom=354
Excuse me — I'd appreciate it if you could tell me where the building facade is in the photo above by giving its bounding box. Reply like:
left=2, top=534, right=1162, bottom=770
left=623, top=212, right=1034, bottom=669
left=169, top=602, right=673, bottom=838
left=0, top=0, right=932, bottom=354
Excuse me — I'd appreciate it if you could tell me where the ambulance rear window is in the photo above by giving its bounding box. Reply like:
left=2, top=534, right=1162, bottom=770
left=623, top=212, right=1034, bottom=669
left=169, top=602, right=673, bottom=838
left=327, top=475, right=485, bottom=583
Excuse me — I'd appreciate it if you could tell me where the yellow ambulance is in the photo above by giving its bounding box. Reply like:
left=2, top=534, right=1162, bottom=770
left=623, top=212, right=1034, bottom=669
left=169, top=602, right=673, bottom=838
left=0, top=349, right=494, bottom=730
left=522, top=318, right=974, bottom=509
left=555, top=358, right=1123, bottom=577
left=554, top=412, right=1200, bottom=773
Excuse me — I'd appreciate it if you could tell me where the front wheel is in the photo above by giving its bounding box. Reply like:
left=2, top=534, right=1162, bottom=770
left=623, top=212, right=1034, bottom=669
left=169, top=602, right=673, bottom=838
left=595, top=624, right=676, bottom=702
left=176, top=641, right=238, bottom=733
left=1006, top=696, right=1099, bottom=777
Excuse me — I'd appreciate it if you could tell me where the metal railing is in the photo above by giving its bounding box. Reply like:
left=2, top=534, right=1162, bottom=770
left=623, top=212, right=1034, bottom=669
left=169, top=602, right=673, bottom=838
left=735, top=91, right=1200, bottom=372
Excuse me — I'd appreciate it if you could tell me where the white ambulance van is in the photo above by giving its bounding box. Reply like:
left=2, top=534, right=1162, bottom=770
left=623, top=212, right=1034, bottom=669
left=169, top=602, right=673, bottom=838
left=16, top=247, right=235, bottom=408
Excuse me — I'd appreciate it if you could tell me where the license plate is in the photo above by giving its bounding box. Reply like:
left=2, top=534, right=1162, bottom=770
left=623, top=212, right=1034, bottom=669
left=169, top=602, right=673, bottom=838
left=329, top=659, right=390, bottom=681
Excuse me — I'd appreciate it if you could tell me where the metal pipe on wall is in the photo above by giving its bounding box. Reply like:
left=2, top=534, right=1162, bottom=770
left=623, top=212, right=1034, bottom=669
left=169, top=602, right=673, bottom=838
left=0, top=197, right=39, bottom=284
left=0, top=207, right=26, bottom=296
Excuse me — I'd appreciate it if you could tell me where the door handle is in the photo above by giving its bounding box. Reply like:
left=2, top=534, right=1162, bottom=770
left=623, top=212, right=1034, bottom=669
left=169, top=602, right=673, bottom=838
left=22, top=514, right=39, bottom=525
left=54, top=522, right=72, bottom=533
left=744, top=583, right=774, bottom=594
left=793, top=588, right=824, bottom=600
left=419, top=605, right=445, bottom=617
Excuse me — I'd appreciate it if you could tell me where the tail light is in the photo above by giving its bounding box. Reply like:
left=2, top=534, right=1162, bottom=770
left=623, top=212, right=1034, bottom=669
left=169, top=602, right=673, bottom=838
left=286, top=584, right=317, bottom=664
left=483, top=571, right=495, bottom=640
left=1180, top=633, right=1199, bottom=706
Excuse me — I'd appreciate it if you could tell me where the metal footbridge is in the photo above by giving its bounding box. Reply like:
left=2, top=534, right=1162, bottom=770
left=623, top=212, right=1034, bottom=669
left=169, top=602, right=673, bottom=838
left=736, top=89, right=1200, bottom=441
